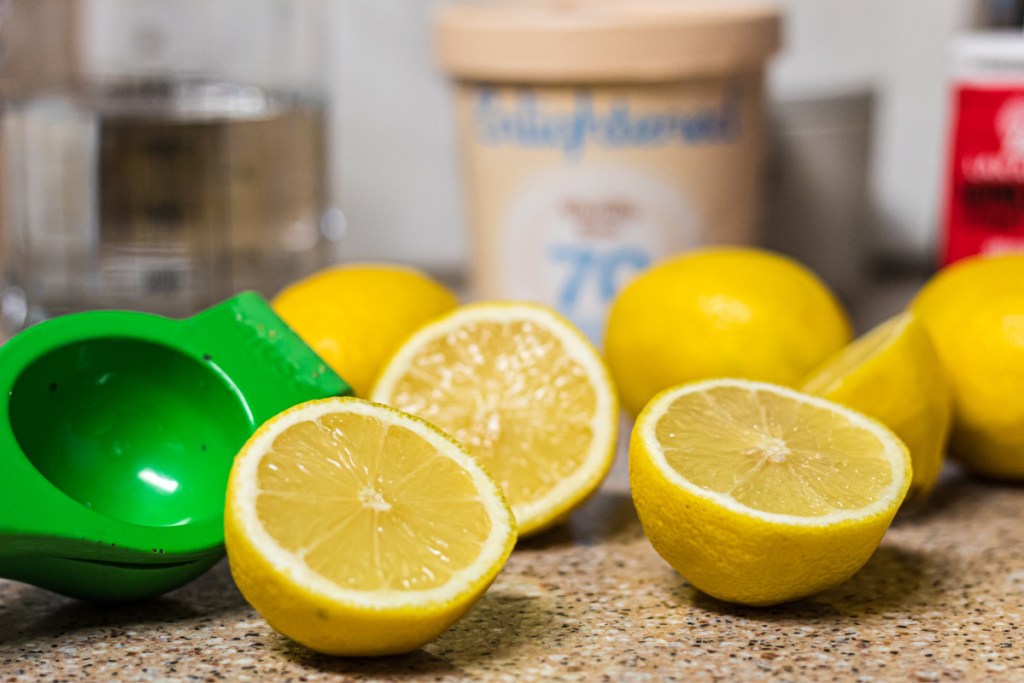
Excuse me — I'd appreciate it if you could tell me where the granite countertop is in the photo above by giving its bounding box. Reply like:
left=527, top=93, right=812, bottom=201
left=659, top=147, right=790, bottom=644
left=3, top=454, right=1024, bottom=682
left=5, top=276, right=1024, bottom=682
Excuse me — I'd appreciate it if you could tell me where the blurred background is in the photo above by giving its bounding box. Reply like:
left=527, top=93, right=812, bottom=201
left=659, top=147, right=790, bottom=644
left=330, top=0, right=1019, bottom=281
left=1, top=0, right=1023, bottom=333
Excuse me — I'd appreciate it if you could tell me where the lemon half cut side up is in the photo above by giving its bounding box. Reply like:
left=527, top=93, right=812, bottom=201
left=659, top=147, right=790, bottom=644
left=225, top=397, right=517, bottom=656
left=630, top=379, right=912, bottom=607
left=371, top=302, right=619, bottom=537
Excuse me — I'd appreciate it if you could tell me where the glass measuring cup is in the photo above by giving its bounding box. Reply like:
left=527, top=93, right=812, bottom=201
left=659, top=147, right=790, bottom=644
left=0, top=0, right=341, bottom=333
left=0, top=292, right=349, bottom=600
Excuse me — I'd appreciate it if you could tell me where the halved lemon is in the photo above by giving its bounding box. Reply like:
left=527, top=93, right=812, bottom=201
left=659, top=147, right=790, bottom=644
left=801, top=312, right=952, bottom=503
left=224, top=397, right=516, bottom=656
left=630, top=379, right=911, bottom=607
left=370, top=302, right=619, bottom=536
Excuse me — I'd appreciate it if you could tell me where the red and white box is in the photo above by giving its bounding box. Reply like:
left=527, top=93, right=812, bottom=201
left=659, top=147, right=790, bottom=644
left=943, top=33, right=1024, bottom=265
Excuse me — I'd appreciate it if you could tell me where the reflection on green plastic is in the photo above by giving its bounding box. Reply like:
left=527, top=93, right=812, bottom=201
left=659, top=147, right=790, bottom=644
left=11, top=339, right=253, bottom=528
left=0, top=292, right=350, bottom=601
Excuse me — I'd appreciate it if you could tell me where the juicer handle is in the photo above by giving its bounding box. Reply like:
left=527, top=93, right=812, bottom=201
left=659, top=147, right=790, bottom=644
left=182, top=292, right=351, bottom=427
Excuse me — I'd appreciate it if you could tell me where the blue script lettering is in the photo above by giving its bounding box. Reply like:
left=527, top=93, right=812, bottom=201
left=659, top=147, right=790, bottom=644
left=474, top=88, right=741, bottom=162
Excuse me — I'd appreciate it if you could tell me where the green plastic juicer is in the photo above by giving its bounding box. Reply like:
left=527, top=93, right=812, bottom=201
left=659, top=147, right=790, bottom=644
left=0, top=292, right=349, bottom=601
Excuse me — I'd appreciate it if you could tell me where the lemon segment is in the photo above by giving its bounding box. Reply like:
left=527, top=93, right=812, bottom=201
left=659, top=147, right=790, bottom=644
left=371, top=302, right=619, bottom=536
left=225, top=397, right=516, bottom=656
left=272, top=264, right=458, bottom=397
left=630, top=379, right=911, bottom=607
left=605, top=247, right=852, bottom=417
left=801, top=312, right=952, bottom=503
left=912, top=254, right=1024, bottom=478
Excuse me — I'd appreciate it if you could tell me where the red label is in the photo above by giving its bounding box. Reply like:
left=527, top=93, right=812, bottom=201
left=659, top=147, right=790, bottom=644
left=943, top=85, right=1024, bottom=265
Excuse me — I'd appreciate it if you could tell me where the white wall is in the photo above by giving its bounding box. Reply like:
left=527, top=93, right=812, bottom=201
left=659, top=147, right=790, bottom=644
left=328, top=0, right=464, bottom=273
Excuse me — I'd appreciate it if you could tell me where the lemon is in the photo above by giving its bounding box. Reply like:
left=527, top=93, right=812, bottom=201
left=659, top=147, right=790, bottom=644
left=630, top=379, right=911, bottom=606
left=605, top=247, right=852, bottom=416
left=272, top=264, right=458, bottom=397
left=800, top=312, right=952, bottom=503
left=913, top=253, right=1024, bottom=478
left=224, top=397, right=516, bottom=656
left=371, top=302, right=619, bottom=536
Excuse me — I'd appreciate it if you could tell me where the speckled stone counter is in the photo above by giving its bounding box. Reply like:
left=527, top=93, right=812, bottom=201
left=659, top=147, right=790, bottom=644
left=3, top=452, right=1024, bottom=682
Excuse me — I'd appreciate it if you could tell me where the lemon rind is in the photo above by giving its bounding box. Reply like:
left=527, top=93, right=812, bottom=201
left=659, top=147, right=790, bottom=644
left=371, top=301, right=619, bottom=533
left=636, top=378, right=911, bottom=527
left=228, top=396, right=516, bottom=610
left=801, top=312, right=911, bottom=396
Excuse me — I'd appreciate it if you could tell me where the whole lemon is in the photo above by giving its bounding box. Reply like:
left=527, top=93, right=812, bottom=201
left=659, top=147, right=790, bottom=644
left=605, top=248, right=852, bottom=416
left=272, top=264, right=458, bottom=397
left=912, top=253, right=1024, bottom=478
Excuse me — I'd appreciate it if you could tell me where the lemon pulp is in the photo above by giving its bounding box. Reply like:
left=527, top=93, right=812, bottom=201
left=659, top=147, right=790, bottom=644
left=225, top=397, right=516, bottom=655
left=384, top=319, right=596, bottom=508
left=655, top=384, right=896, bottom=517
left=372, top=303, right=618, bottom=536
left=255, top=410, right=493, bottom=593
